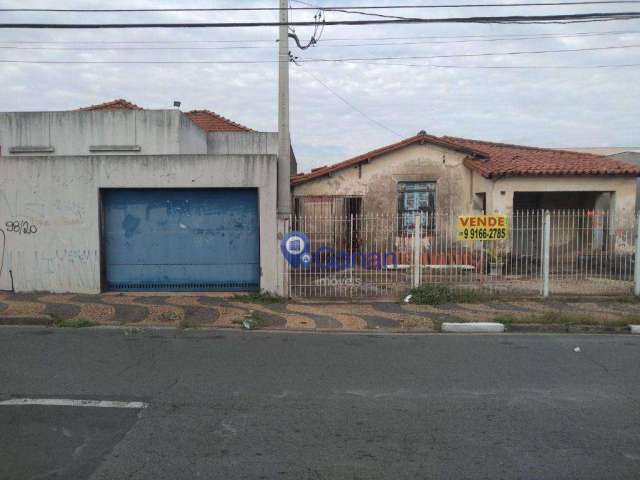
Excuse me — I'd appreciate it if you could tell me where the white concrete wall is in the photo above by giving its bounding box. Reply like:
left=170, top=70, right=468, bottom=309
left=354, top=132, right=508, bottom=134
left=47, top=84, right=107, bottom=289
left=207, top=132, right=278, bottom=155
left=474, top=175, right=637, bottom=219
left=0, top=110, right=207, bottom=156
left=0, top=154, right=278, bottom=293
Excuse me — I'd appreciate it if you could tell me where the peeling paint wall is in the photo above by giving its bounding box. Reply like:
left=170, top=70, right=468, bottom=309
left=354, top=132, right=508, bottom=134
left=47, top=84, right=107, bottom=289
left=293, top=142, right=637, bottom=220
left=0, top=154, right=278, bottom=293
left=293, top=143, right=473, bottom=215
left=479, top=175, right=637, bottom=219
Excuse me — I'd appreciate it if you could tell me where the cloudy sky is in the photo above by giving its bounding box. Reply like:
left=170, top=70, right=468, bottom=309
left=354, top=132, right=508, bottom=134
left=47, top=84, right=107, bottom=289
left=0, top=0, right=638, bottom=172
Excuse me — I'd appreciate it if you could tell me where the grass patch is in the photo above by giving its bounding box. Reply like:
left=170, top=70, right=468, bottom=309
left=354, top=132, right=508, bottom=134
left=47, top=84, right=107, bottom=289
left=493, top=311, right=630, bottom=327
left=615, top=296, right=640, bottom=304
left=178, top=317, right=200, bottom=330
left=232, top=290, right=286, bottom=304
left=55, top=318, right=95, bottom=328
left=241, top=311, right=272, bottom=330
left=407, top=284, right=493, bottom=305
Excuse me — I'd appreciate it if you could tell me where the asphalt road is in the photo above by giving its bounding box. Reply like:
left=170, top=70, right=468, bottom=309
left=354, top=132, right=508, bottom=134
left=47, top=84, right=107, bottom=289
left=1, top=327, right=639, bottom=480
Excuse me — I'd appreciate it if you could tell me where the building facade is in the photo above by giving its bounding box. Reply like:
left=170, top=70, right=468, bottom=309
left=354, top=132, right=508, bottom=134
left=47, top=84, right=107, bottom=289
left=292, top=132, right=639, bottom=220
left=0, top=100, right=284, bottom=294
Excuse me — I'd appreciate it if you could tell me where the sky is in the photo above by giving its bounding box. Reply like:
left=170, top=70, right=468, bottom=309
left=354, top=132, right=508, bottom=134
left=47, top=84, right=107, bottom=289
left=0, top=0, right=639, bottom=173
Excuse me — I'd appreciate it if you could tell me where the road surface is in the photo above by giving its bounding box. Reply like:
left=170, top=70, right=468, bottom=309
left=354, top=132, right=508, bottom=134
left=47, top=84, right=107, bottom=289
left=1, top=327, right=639, bottom=479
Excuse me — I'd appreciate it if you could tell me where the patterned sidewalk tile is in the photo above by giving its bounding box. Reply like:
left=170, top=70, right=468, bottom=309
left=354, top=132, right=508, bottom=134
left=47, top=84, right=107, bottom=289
left=0, top=292, right=639, bottom=331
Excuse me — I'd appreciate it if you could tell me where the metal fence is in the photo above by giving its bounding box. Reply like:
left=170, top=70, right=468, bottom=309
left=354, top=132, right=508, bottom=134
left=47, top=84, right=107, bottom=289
left=284, top=210, right=637, bottom=298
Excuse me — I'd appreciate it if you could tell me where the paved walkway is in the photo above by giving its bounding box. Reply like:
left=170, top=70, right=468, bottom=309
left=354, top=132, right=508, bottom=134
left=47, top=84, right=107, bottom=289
left=1, top=292, right=640, bottom=331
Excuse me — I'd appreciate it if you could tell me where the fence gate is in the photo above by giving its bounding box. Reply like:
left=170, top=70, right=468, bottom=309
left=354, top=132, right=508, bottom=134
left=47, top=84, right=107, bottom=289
left=283, top=210, right=636, bottom=299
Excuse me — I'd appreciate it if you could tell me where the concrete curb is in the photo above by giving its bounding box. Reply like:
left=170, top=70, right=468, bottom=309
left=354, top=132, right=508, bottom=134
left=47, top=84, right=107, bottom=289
left=631, top=325, right=640, bottom=334
left=0, top=315, right=55, bottom=326
left=441, top=322, right=505, bottom=333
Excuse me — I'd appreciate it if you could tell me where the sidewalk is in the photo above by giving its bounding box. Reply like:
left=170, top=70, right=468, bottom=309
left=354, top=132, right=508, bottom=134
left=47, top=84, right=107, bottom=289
left=1, top=291, right=639, bottom=332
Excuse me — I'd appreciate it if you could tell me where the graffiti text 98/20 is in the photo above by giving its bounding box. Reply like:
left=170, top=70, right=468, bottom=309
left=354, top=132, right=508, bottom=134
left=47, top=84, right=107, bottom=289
left=5, top=220, right=38, bottom=235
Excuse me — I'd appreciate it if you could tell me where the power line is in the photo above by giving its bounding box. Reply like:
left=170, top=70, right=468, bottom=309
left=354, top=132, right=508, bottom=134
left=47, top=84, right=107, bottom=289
left=302, top=69, right=403, bottom=138
left=346, top=60, right=640, bottom=68
left=1, top=12, right=639, bottom=28
left=302, top=42, right=640, bottom=61
left=2, top=29, right=638, bottom=45
left=0, top=43, right=638, bottom=65
left=3, top=2, right=640, bottom=12
left=0, top=57, right=635, bottom=68
left=2, top=31, right=638, bottom=51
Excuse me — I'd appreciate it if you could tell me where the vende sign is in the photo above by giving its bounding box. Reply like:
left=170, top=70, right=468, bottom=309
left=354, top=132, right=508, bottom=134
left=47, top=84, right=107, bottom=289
left=457, top=214, right=509, bottom=241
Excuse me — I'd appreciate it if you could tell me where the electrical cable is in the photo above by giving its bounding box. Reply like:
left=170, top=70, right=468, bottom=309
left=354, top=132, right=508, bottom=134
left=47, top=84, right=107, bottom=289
left=1, top=12, right=639, bottom=29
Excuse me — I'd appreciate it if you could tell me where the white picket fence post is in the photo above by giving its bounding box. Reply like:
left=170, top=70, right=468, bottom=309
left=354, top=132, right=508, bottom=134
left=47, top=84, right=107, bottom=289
left=542, top=210, right=551, bottom=298
left=634, top=211, right=640, bottom=296
left=412, top=214, right=422, bottom=289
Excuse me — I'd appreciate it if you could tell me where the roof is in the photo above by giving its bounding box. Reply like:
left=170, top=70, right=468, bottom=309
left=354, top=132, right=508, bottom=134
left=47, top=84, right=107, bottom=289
left=77, top=98, right=251, bottom=132
left=444, top=136, right=640, bottom=178
left=185, top=110, right=251, bottom=132
left=291, top=132, right=640, bottom=185
left=77, top=98, right=143, bottom=111
left=559, top=147, right=640, bottom=155
left=290, top=132, right=488, bottom=185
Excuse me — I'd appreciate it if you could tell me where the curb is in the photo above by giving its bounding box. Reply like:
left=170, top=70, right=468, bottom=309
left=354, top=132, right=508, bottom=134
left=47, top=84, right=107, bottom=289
left=441, top=322, right=505, bottom=333
left=507, top=323, right=630, bottom=334
left=631, top=325, right=640, bottom=334
left=0, top=315, right=55, bottom=326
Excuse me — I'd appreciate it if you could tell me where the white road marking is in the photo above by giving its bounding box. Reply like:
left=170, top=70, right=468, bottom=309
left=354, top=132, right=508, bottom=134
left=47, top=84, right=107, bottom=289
left=0, top=398, right=148, bottom=409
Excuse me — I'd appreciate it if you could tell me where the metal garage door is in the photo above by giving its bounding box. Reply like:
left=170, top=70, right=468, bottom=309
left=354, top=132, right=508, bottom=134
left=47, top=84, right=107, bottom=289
left=102, top=189, right=259, bottom=291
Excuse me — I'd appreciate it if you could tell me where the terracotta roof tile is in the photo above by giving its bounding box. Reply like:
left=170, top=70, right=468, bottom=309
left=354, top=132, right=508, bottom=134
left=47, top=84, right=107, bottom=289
left=77, top=98, right=143, bottom=111
left=292, top=133, right=640, bottom=185
left=291, top=132, right=487, bottom=185
left=444, top=136, right=640, bottom=178
left=186, top=110, right=251, bottom=132
left=76, top=99, right=251, bottom=132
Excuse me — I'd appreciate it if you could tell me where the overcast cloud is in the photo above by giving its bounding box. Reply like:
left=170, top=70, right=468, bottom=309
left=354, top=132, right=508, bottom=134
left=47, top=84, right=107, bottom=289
left=0, top=0, right=638, bottom=172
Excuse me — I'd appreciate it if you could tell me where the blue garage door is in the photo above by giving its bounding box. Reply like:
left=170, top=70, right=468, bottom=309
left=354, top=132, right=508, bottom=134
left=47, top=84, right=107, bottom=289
left=102, top=189, right=259, bottom=291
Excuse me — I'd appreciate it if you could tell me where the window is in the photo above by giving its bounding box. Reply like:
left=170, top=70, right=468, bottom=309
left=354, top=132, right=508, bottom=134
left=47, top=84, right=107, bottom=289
left=398, top=181, right=436, bottom=231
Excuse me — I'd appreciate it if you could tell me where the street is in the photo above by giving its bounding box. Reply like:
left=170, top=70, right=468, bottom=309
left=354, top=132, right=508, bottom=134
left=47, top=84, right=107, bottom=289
left=1, top=327, right=639, bottom=479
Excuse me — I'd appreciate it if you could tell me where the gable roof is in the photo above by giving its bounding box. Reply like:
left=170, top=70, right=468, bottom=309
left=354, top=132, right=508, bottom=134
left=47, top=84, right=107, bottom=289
left=292, top=132, right=640, bottom=185
left=76, top=98, right=251, bottom=132
left=290, top=132, right=487, bottom=186
left=185, top=110, right=251, bottom=132
left=444, top=136, right=640, bottom=179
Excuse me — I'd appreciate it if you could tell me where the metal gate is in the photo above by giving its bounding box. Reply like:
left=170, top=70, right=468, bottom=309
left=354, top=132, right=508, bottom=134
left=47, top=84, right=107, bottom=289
left=102, top=188, right=259, bottom=291
left=285, top=210, right=636, bottom=298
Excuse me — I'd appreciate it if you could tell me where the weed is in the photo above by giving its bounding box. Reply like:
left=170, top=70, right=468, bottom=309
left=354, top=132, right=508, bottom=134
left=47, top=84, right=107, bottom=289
left=55, top=318, right=95, bottom=328
left=178, top=317, right=199, bottom=330
left=407, top=284, right=493, bottom=305
left=493, top=311, right=629, bottom=327
left=241, top=311, right=272, bottom=330
left=233, top=290, right=286, bottom=304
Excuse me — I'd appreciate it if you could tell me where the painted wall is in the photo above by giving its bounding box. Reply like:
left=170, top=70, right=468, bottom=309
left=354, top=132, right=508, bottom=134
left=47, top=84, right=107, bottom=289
left=0, top=154, right=278, bottom=293
left=0, top=110, right=207, bottom=156
left=292, top=143, right=474, bottom=215
left=475, top=174, right=637, bottom=219
left=207, top=131, right=297, bottom=175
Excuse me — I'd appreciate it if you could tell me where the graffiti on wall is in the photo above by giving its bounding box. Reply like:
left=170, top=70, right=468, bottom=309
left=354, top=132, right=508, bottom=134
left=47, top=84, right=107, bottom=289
left=5, top=219, right=38, bottom=235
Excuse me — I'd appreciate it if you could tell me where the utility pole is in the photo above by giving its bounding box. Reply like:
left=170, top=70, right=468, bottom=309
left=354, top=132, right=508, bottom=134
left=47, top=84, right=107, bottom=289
left=277, top=0, right=291, bottom=216
left=276, top=0, right=291, bottom=297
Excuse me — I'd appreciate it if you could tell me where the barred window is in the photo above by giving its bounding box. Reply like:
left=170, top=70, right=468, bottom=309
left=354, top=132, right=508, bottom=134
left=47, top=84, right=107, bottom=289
left=398, top=181, right=436, bottom=231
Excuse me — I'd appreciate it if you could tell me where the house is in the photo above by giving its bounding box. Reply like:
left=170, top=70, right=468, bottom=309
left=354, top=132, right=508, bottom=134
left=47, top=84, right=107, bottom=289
left=291, top=131, right=640, bottom=224
left=0, top=99, right=290, bottom=294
